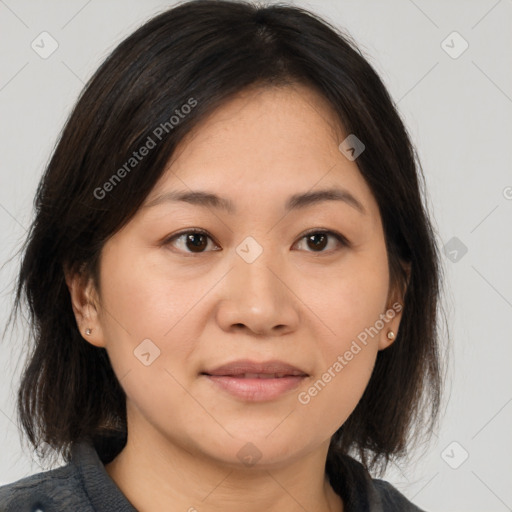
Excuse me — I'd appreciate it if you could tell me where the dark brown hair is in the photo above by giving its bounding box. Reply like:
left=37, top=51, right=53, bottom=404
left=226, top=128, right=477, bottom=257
left=5, top=0, right=445, bottom=476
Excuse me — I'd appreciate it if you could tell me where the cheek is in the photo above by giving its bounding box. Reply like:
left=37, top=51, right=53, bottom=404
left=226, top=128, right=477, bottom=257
left=301, top=247, right=390, bottom=352
left=99, top=240, right=205, bottom=337
left=96, top=246, right=209, bottom=385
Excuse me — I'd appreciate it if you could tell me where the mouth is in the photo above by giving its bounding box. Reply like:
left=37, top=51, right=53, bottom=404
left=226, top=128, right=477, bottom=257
left=200, top=359, right=309, bottom=402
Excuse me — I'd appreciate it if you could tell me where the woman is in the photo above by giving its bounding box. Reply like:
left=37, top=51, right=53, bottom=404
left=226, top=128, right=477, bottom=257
left=0, top=1, right=443, bottom=510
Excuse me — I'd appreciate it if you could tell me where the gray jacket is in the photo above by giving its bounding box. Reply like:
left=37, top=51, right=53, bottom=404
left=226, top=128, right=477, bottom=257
left=0, top=440, right=425, bottom=511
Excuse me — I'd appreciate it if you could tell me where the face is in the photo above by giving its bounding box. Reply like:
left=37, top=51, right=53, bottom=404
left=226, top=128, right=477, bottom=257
left=68, top=83, right=405, bottom=468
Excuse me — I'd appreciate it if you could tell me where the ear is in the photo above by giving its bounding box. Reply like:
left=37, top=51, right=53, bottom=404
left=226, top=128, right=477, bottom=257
left=64, top=263, right=106, bottom=348
left=378, top=261, right=411, bottom=351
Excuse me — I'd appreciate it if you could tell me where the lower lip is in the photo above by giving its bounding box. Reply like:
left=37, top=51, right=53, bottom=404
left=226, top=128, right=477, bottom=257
left=203, top=375, right=307, bottom=402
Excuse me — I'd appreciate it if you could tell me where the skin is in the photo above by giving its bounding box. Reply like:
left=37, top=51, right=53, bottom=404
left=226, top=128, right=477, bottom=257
left=66, top=83, right=407, bottom=512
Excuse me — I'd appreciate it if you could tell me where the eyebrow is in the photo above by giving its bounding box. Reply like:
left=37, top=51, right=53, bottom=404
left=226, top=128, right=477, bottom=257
left=143, top=187, right=366, bottom=215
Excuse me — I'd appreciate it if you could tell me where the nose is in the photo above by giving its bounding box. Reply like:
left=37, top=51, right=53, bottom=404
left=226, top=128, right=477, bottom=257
left=215, top=246, right=300, bottom=337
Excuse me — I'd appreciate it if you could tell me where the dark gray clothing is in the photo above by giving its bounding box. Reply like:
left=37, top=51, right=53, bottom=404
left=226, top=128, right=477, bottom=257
left=0, top=438, right=425, bottom=511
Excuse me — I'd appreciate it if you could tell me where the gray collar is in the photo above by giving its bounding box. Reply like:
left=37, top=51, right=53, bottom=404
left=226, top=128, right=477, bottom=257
left=71, top=440, right=137, bottom=512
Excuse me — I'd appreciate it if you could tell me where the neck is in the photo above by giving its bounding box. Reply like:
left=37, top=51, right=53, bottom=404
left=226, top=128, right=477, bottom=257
left=105, top=428, right=343, bottom=512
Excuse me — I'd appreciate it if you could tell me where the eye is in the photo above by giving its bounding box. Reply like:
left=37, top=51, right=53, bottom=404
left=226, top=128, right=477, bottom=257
left=293, top=230, right=349, bottom=253
left=163, top=229, right=220, bottom=254
left=163, top=228, right=349, bottom=255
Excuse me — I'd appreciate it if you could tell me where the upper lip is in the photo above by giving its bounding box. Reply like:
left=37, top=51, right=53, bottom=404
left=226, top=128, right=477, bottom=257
left=202, top=359, right=309, bottom=377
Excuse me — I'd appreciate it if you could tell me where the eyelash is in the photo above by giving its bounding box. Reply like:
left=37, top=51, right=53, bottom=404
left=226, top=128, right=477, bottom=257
left=162, top=228, right=350, bottom=255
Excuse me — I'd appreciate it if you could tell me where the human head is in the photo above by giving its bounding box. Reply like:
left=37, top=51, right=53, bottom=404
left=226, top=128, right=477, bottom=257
left=10, top=0, right=442, bottom=475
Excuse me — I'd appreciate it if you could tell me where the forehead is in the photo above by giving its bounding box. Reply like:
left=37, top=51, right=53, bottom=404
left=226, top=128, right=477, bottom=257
left=170, top=83, right=344, bottom=169
left=143, top=84, right=378, bottom=219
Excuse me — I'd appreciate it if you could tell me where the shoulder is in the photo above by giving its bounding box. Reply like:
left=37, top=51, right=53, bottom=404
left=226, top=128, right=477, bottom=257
left=0, top=437, right=135, bottom=512
left=370, top=478, right=426, bottom=512
left=0, top=463, right=92, bottom=512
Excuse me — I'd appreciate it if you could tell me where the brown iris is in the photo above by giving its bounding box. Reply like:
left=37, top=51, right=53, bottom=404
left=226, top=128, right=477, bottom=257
left=305, top=233, right=328, bottom=251
left=185, top=233, right=209, bottom=252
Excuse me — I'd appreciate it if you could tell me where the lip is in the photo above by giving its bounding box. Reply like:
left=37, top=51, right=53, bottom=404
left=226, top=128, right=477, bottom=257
left=201, top=359, right=309, bottom=402
left=204, top=375, right=307, bottom=401
left=202, top=359, right=308, bottom=377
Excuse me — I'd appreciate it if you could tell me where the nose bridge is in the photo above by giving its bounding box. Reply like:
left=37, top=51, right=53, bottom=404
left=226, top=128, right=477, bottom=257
left=217, top=233, right=299, bottom=334
left=234, top=233, right=283, bottom=303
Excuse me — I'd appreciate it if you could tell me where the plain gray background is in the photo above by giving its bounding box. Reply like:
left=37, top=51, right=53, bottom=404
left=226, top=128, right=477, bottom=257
left=1, top=1, right=511, bottom=511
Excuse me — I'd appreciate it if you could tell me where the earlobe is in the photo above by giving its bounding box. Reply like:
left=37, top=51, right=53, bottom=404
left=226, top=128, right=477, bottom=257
left=378, top=327, right=398, bottom=351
